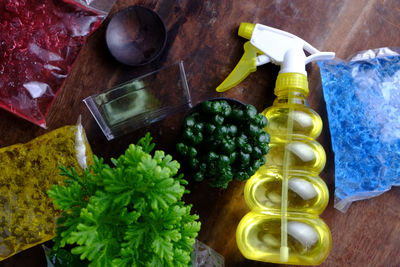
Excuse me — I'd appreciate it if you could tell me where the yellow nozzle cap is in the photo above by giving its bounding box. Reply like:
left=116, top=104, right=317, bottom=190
left=275, top=73, right=309, bottom=96
left=238, top=22, right=255, bottom=40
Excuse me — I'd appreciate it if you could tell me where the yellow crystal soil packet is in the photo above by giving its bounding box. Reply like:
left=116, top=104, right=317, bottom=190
left=0, top=123, right=92, bottom=260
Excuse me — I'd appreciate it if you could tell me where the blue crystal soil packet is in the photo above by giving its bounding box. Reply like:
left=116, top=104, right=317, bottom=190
left=318, top=48, right=400, bottom=212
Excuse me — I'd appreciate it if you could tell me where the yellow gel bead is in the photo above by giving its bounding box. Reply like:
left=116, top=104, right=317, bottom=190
left=0, top=125, right=92, bottom=261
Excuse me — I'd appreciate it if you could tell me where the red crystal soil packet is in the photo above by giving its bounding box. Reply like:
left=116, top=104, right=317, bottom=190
left=0, top=0, right=114, bottom=127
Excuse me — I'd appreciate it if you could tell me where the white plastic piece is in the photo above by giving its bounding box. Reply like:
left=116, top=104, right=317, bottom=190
left=287, top=221, right=318, bottom=248
left=288, top=178, right=317, bottom=200
left=75, top=116, right=88, bottom=170
left=291, top=111, right=313, bottom=128
left=288, top=142, right=315, bottom=162
left=280, top=246, right=289, bottom=262
left=249, top=23, right=335, bottom=75
left=255, top=54, right=271, bottom=66
left=280, top=46, right=307, bottom=75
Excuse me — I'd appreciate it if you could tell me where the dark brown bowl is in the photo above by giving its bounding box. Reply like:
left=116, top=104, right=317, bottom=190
left=106, top=6, right=167, bottom=66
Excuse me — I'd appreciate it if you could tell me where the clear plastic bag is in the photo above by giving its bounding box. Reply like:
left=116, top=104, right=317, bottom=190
left=0, top=119, right=93, bottom=261
left=318, top=48, right=400, bottom=212
left=0, top=0, right=116, bottom=127
left=191, top=239, right=225, bottom=267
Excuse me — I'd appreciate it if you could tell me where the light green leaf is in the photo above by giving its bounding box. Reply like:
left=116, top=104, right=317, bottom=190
left=50, top=133, right=200, bottom=267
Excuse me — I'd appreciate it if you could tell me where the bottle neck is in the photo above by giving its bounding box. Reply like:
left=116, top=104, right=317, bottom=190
left=274, top=89, right=308, bottom=105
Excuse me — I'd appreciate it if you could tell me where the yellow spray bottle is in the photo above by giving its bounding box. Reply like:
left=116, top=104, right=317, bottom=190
left=217, top=23, right=334, bottom=265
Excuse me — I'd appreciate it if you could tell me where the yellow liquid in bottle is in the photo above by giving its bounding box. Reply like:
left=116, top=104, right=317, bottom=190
left=237, top=211, right=332, bottom=265
left=237, top=74, right=331, bottom=265
left=265, top=137, right=326, bottom=173
left=264, top=105, right=322, bottom=138
left=245, top=168, right=329, bottom=215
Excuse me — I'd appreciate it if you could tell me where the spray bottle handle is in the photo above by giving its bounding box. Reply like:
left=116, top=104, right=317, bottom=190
left=216, top=42, right=259, bottom=92
left=216, top=23, right=335, bottom=92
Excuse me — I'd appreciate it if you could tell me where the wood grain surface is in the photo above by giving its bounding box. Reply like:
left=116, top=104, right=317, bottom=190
left=2, top=0, right=400, bottom=266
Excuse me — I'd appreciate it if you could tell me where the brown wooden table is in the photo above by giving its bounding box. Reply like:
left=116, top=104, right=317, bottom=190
left=2, top=0, right=400, bottom=266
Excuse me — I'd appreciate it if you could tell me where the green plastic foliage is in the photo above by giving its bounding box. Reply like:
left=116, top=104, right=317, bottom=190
left=48, top=133, right=201, bottom=267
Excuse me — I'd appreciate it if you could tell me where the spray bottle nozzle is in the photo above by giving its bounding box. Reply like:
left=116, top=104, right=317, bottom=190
left=238, top=22, right=255, bottom=39
left=216, top=23, right=335, bottom=92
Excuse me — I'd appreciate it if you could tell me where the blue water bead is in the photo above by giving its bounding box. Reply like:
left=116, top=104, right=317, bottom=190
left=318, top=55, right=400, bottom=211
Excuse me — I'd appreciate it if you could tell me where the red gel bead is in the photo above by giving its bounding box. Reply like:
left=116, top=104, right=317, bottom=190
left=0, top=0, right=101, bottom=127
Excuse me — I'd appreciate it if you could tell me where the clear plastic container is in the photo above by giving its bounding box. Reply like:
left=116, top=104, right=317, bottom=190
left=265, top=137, right=326, bottom=174
left=84, top=61, right=192, bottom=140
left=236, top=73, right=331, bottom=265
left=245, top=167, right=329, bottom=215
left=237, top=211, right=331, bottom=265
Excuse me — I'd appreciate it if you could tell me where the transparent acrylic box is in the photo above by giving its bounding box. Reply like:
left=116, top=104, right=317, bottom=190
left=84, top=61, right=191, bottom=140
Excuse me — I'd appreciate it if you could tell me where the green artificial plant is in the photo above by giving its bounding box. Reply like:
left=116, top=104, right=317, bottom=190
left=47, top=133, right=201, bottom=267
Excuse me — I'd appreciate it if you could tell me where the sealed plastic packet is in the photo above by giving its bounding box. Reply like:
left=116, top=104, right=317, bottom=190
left=191, top=239, right=225, bottom=267
left=318, top=47, right=400, bottom=212
left=0, top=0, right=116, bottom=127
left=0, top=118, right=93, bottom=261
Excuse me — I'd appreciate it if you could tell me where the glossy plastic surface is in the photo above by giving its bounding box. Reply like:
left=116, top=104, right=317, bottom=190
left=263, top=107, right=322, bottom=138
left=84, top=61, right=191, bottom=140
left=245, top=168, right=329, bottom=215
left=216, top=42, right=258, bottom=92
left=237, top=211, right=332, bottom=265
left=265, top=137, right=326, bottom=174
left=236, top=74, right=331, bottom=265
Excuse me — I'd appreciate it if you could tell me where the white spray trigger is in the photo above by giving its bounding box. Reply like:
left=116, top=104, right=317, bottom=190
left=249, top=24, right=335, bottom=75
